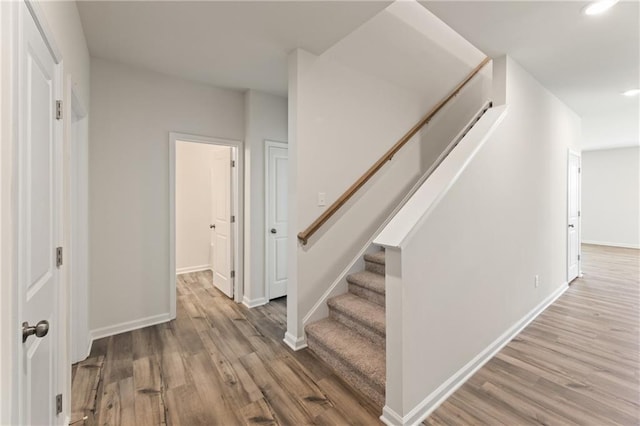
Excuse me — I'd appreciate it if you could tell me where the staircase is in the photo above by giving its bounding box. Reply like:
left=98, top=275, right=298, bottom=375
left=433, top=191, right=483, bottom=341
left=305, top=249, right=386, bottom=407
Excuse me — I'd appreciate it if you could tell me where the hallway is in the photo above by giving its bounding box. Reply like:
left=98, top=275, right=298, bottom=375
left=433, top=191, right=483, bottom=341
left=425, top=244, right=640, bottom=425
left=72, top=244, right=639, bottom=425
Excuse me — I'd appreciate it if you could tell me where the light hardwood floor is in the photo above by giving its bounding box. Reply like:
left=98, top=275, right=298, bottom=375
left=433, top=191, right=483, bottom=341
left=425, top=244, right=640, bottom=425
left=73, top=244, right=639, bottom=425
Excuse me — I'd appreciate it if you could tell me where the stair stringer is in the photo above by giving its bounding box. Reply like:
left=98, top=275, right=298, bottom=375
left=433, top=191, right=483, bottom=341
left=301, top=100, right=495, bottom=336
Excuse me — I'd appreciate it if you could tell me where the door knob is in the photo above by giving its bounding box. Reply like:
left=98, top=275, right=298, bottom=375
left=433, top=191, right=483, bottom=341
left=270, top=228, right=277, bottom=234
left=210, top=224, right=216, bottom=229
left=568, top=224, right=574, bottom=228
left=22, top=320, right=49, bottom=343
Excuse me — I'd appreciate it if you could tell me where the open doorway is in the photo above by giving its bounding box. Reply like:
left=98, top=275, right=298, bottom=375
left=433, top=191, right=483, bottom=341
left=176, top=141, right=234, bottom=296
left=169, top=133, right=243, bottom=317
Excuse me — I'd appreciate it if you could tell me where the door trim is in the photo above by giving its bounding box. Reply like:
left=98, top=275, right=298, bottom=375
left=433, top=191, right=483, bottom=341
left=24, top=1, right=62, bottom=62
left=264, top=140, right=288, bottom=301
left=67, top=80, right=90, bottom=364
left=169, top=132, right=244, bottom=316
left=567, top=149, right=582, bottom=282
left=0, top=3, right=19, bottom=423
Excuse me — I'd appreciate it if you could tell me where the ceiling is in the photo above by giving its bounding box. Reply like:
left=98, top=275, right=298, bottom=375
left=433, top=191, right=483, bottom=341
left=77, top=1, right=639, bottom=149
left=77, top=1, right=391, bottom=96
left=422, top=0, right=639, bottom=149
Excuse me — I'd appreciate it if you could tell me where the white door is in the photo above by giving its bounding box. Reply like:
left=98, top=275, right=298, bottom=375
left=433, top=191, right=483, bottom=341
left=212, top=147, right=233, bottom=298
left=265, top=142, right=288, bottom=299
left=568, top=151, right=581, bottom=282
left=209, top=167, right=216, bottom=273
left=18, top=2, right=62, bottom=424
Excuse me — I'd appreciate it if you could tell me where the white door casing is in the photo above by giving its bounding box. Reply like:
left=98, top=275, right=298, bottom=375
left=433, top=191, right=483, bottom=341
left=568, top=150, right=581, bottom=282
left=212, top=147, right=234, bottom=298
left=18, top=1, right=62, bottom=423
left=265, top=141, right=288, bottom=300
left=69, top=87, right=89, bottom=363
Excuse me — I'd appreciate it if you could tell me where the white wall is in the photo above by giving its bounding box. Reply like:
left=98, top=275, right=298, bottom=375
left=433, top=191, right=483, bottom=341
left=286, top=1, right=490, bottom=344
left=89, top=58, right=244, bottom=335
left=378, top=56, right=581, bottom=423
left=176, top=142, right=227, bottom=272
left=582, top=108, right=639, bottom=151
left=582, top=147, right=640, bottom=248
left=243, top=90, right=287, bottom=307
left=0, top=1, right=90, bottom=423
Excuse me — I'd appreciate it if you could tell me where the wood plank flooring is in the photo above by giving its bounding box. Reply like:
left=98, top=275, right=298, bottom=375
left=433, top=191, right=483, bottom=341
left=424, top=244, right=640, bottom=425
left=71, top=270, right=381, bottom=425
left=73, top=244, right=639, bottom=425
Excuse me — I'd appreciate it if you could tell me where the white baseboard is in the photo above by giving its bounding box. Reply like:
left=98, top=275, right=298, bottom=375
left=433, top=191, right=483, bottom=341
left=283, top=331, right=307, bottom=351
left=83, top=337, right=93, bottom=361
left=242, top=296, right=269, bottom=308
left=90, top=312, right=173, bottom=341
left=582, top=240, right=639, bottom=249
left=381, top=282, right=569, bottom=426
left=380, top=406, right=405, bottom=426
left=70, top=332, right=94, bottom=364
left=176, top=265, right=212, bottom=275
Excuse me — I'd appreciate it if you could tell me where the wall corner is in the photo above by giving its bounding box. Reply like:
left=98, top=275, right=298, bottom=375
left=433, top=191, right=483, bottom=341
left=492, top=55, right=507, bottom=106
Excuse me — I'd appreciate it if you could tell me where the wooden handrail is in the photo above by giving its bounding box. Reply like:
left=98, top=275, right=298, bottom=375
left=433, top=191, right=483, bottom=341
left=297, top=56, right=491, bottom=245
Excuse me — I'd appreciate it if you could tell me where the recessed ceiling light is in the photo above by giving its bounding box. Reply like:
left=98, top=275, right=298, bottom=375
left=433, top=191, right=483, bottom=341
left=622, top=89, right=640, bottom=97
left=583, top=0, right=619, bottom=15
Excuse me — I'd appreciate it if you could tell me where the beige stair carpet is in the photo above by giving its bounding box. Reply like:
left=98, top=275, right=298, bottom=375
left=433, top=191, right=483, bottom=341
left=305, top=249, right=387, bottom=408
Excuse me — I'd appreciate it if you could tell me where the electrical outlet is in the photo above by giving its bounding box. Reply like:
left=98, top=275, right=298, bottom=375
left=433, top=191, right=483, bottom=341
left=534, top=275, right=539, bottom=288
left=318, top=192, right=326, bottom=207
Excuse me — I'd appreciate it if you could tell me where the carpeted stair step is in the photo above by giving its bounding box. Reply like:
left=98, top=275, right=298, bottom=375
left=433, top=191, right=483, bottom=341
left=347, top=270, right=385, bottom=307
left=328, top=293, right=386, bottom=347
left=364, top=250, right=386, bottom=276
left=305, top=318, right=385, bottom=407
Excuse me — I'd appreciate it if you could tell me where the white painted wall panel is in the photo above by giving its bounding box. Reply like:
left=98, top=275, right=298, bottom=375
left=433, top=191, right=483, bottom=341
left=582, top=147, right=640, bottom=248
left=243, top=90, right=287, bottom=306
left=89, top=58, right=243, bottom=332
left=382, top=56, right=582, bottom=420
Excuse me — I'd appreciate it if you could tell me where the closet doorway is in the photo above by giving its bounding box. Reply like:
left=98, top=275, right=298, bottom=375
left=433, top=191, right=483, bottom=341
left=169, top=133, right=243, bottom=317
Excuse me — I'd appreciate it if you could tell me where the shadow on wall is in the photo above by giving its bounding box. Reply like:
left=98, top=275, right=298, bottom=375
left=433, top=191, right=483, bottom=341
left=419, top=75, right=491, bottom=172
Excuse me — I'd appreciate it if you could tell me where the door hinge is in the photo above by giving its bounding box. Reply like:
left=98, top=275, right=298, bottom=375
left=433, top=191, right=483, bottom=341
left=55, top=100, right=62, bottom=120
left=56, top=247, right=63, bottom=268
left=230, top=270, right=235, bottom=279
left=56, top=394, right=62, bottom=415
left=578, top=167, right=581, bottom=173
left=578, top=210, right=581, bottom=217
left=231, top=160, right=235, bottom=167
left=578, top=254, right=581, bottom=261
left=231, top=215, right=235, bottom=223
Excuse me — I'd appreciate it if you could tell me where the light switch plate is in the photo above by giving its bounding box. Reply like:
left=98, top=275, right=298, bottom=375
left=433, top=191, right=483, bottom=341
left=318, top=192, right=326, bottom=206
